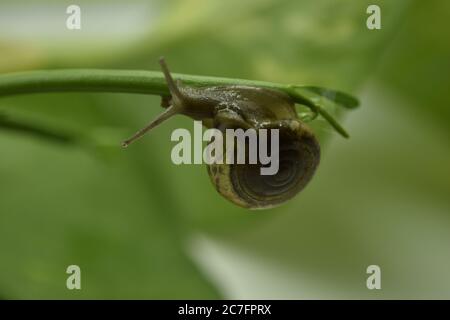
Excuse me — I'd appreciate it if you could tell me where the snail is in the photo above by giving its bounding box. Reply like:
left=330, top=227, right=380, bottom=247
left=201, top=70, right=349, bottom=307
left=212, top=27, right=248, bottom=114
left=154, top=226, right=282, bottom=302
left=122, top=58, right=321, bottom=209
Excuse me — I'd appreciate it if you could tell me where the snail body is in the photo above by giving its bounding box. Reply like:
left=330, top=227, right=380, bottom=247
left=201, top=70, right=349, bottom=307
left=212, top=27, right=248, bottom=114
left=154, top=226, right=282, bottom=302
left=123, top=59, right=320, bottom=209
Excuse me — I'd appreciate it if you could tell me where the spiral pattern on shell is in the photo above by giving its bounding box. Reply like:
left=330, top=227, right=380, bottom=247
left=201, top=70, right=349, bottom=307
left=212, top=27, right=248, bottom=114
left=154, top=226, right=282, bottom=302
left=207, top=123, right=320, bottom=209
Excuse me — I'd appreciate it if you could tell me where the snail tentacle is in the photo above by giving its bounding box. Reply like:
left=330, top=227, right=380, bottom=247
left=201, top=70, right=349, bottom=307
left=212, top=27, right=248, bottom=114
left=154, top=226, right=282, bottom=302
left=122, top=58, right=186, bottom=147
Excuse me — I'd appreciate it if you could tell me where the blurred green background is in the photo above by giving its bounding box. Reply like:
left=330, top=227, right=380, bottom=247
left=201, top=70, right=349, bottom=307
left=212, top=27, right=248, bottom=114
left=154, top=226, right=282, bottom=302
left=0, top=0, right=449, bottom=299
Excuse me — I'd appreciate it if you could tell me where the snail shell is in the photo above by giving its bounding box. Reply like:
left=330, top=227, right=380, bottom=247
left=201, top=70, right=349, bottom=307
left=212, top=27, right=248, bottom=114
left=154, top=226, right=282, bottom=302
left=205, top=87, right=320, bottom=209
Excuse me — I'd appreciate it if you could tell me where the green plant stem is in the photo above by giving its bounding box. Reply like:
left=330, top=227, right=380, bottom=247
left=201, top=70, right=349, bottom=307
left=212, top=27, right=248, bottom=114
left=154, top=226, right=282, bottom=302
left=0, top=69, right=297, bottom=97
left=0, top=114, right=74, bottom=144
left=0, top=69, right=357, bottom=137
